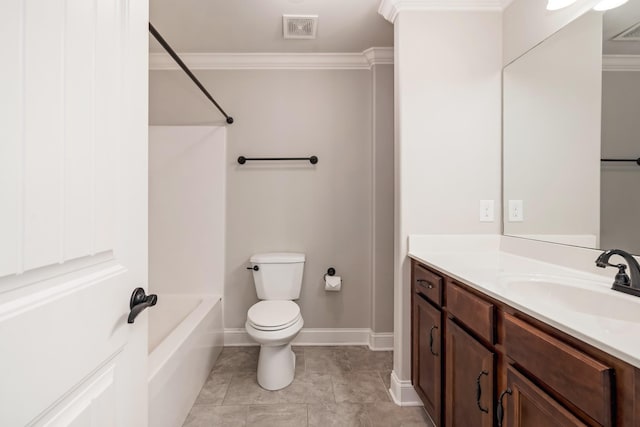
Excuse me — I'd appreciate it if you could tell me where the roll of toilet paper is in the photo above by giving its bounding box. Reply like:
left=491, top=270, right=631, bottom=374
left=325, top=275, right=342, bottom=292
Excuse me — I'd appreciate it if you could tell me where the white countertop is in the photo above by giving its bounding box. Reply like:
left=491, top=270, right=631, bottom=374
left=409, top=248, right=640, bottom=369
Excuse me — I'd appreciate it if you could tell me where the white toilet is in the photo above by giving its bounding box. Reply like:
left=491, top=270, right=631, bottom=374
left=245, top=252, right=305, bottom=390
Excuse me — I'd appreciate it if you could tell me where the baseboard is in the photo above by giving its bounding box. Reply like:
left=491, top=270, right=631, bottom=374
left=368, top=332, right=394, bottom=351
left=388, top=370, right=424, bottom=407
left=224, top=328, right=393, bottom=351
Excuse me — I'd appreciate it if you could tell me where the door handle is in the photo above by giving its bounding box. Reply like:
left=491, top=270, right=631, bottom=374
left=476, top=370, right=489, bottom=413
left=496, top=388, right=513, bottom=427
left=429, top=325, right=439, bottom=356
left=128, top=288, right=158, bottom=324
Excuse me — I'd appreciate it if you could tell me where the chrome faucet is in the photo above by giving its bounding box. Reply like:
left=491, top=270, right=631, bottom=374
left=595, top=249, right=640, bottom=297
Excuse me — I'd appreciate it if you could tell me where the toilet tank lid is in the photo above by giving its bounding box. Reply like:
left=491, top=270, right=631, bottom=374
left=250, top=252, right=305, bottom=263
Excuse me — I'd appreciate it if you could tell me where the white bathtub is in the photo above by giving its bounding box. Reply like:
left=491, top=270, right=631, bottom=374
left=148, top=294, right=223, bottom=427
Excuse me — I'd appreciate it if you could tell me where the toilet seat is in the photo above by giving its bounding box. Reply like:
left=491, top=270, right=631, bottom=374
left=247, top=301, right=301, bottom=331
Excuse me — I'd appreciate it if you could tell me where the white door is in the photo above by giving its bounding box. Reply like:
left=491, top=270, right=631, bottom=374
left=0, top=0, right=149, bottom=426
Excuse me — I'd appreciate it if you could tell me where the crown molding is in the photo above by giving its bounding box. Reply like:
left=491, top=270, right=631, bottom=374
left=603, top=55, right=640, bottom=72
left=378, top=0, right=504, bottom=23
left=148, top=48, right=394, bottom=71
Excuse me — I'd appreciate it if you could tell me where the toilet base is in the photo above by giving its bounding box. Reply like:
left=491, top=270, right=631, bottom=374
left=257, top=344, right=296, bottom=391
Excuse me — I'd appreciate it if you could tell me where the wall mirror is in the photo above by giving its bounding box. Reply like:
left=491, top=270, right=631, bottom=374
left=503, top=1, right=640, bottom=254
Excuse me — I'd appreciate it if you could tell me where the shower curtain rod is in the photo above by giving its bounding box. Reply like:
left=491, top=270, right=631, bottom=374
left=149, top=23, right=234, bottom=125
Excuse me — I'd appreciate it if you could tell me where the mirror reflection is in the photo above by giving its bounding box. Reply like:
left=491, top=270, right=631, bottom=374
left=503, top=1, right=640, bottom=254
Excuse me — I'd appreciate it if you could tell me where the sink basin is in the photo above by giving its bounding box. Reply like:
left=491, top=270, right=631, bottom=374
left=496, top=274, right=640, bottom=324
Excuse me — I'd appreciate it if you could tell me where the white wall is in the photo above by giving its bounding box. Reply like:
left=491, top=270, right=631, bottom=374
left=149, top=126, right=226, bottom=297
left=503, top=12, right=602, bottom=245
left=503, top=0, right=600, bottom=65
left=601, top=71, right=640, bottom=254
left=393, top=9, right=502, bottom=385
left=149, top=68, right=394, bottom=332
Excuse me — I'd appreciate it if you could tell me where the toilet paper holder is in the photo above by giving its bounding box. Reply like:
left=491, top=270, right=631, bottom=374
left=324, top=267, right=336, bottom=279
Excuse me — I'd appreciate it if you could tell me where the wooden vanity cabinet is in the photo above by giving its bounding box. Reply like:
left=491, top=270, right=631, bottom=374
left=445, top=318, right=494, bottom=427
left=412, top=264, right=443, bottom=425
left=505, top=366, right=587, bottom=427
left=410, top=259, right=640, bottom=427
left=413, top=295, right=442, bottom=425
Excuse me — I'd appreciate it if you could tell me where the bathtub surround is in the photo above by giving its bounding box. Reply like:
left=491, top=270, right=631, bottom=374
left=149, top=61, right=395, bottom=340
left=149, top=126, right=226, bottom=297
left=149, top=296, right=223, bottom=427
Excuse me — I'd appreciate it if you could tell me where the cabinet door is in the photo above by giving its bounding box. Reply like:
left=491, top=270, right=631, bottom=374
left=504, top=366, right=587, bottom=427
left=445, top=319, right=494, bottom=427
left=413, top=296, right=442, bottom=425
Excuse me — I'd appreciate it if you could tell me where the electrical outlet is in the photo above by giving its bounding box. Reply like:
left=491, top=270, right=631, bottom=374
left=508, top=200, right=524, bottom=222
left=480, top=200, right=494, bottom=222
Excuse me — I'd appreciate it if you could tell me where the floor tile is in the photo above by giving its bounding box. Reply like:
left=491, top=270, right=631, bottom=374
left=344, top=347, right=393, bottom=371
left=332, top=371, right=391, bottom=403
left=304, top=346, right=351, bottom=373
left=183, top=405, right=247, bottom=427
left=379, top=370, right=392, bottom=390
left=224, top=370, right=334, bottom=405
left=365, top=403, right=431, bottom=427
left=308, top=403, right=371, bottom=427
left=212, top=346, right=259, bottom=373
left=195, top=372, right=232, bottom=405
left=246, top=404, right=307, bottom=427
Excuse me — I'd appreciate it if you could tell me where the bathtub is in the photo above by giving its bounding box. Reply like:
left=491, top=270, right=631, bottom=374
left=148, top=294, right=223, bottom=427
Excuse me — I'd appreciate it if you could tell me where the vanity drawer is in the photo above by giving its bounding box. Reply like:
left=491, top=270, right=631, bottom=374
left=413, top=263, right=443, bottom=306
left=504, top=314, right=613, bottom=426
left=446, top=282, right=494, bottom=344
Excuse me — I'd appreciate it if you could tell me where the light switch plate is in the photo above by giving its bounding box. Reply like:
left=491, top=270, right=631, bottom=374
left=480, top=200, right=494, bottom=222
left=508, top=200, right=524, bottom=222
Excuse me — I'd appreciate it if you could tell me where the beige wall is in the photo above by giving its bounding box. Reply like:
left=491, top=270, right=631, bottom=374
left=503, top=12, right=602, bottom=244
left=149, top=68, right=394, bottom=331
left=394, top=10, right=502, bottom=381
left=373, top=64, right=395, bottom=333
left=601, top=71, right=640, bottom=254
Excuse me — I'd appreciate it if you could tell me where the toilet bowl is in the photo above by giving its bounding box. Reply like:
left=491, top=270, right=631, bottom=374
left=245, top=300, right=304, bottom=390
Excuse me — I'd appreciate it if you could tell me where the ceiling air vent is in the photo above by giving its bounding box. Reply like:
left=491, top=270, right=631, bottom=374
left=613, top=21, right=640, bottom=41
left=283, top=15, right=318, bottom=39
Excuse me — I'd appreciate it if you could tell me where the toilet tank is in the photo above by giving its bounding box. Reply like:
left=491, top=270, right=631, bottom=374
left=250, top=252, right=305, bottom=300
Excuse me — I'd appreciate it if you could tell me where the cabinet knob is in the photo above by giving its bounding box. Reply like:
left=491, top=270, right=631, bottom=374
left=417, top=279, right=434, bottom=289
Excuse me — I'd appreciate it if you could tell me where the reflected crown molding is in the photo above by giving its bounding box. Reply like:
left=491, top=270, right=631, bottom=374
left=603, top=55, right=640, bottom=72
left=149, top=48, right=393, bottom=71
left=378, top=0, right=508, bottom=23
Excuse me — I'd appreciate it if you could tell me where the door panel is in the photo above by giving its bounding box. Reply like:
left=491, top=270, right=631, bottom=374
left=0, top=0, right=149, bottom=425
left=506, top=366, right=587, bottom=427
left=413, top=295, right=442, bottom=425
left=445, top=318, right=495, bottom=427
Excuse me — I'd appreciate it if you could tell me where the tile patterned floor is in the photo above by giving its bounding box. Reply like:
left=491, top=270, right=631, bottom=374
left=183, top=346, right=432, bottom=427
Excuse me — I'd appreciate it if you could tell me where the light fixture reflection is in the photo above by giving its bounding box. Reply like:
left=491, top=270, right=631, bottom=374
left=546, top=0, right=578, bottom=10
left=593, top=0, right=629, bottom=11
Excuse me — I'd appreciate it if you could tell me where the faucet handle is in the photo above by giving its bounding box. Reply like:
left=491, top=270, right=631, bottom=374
left=614, top=264, right=631, bottom=287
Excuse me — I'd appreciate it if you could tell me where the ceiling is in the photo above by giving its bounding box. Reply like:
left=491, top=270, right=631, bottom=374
left=603, top=0, right=640, bottom=55
left=149, top=0, right=394, bottom=53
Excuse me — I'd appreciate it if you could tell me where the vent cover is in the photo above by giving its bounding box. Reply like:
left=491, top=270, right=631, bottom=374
left=283, top=15, right=318, bottom=39
left=613, top=21, right=640, bottom=41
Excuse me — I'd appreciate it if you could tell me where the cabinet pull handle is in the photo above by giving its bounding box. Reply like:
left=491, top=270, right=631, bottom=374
left=417, top=279, right=434, bottom=289
left=496, top=388, right=513, bottom=427
left=429, top=325, right=439, bottom=356
left=475, top=370, right=489, bottom=414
